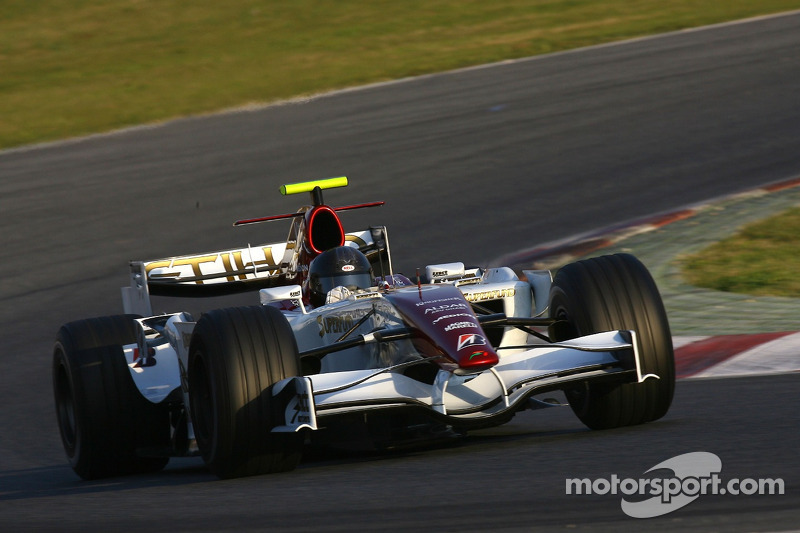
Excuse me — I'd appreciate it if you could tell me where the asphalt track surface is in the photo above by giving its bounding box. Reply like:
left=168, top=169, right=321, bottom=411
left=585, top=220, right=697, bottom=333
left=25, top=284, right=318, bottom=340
left=1, top=11, right=799, bottom=532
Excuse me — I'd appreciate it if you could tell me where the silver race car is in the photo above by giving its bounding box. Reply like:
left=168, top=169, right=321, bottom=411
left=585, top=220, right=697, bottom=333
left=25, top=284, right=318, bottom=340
left=53, top=177, right=675, bottom=479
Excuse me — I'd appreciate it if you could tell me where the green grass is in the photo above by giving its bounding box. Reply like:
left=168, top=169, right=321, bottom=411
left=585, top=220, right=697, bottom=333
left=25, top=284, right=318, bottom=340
left=2, top=0, right=799, bottom=149
left=682, top=207, right=800, bottom=297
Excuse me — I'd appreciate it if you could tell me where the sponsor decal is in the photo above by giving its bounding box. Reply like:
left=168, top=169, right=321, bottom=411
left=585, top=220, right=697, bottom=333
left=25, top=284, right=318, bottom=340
left=457, top=333, right=487, bottom=351
left=424, top=303, right=468, bottom=314
left=415, top=296, right=460, bottom=307
left=341, top=264, right=355, bottom=272
left=444, top=321, right=478, bottom=332
left=354, top=291, right=381, bottom=300
left=317, top=309, right=371, bottom=337
left=289, top=392, right=311, bottom=425
left=431, top=313, right=473, bottom=324
left=469, top=351, right=487, bottom=360
left=344, top=234, right=368, bottom=248
left=145, top=246, right=280, bottom=284
left=432, top=270, right=448, bottom=277
left=464, top=288, right=516, bottom=302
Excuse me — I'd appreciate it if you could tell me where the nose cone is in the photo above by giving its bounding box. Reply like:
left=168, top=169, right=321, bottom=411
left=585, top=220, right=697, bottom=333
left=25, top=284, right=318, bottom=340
left=452, top=333, right=499, bottom=374
left=385, top=285, right=499, bottom=374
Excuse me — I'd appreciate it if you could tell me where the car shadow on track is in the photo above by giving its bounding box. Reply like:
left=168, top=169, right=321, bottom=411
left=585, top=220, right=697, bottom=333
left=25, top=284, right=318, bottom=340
left=0, top=460, right=213, bottom=502
left=1, top=403, right=683, bottom=501
left=0, top=425, right=586, bottom=501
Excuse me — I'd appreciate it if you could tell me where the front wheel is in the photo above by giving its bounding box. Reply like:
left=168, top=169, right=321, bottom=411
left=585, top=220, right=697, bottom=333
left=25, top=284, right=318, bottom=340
left=188, top=305, right=303, bottom=478
left=549, top=253, right=675, bottom=430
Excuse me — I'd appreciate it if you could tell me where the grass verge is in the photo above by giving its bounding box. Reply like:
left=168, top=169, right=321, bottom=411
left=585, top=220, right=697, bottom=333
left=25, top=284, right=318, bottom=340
left=682, top=207, right=800, bottom=297
left=2, top=0, right=800, bottom=149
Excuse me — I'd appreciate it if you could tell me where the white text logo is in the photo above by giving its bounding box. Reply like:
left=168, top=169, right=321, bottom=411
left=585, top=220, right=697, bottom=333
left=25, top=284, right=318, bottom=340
left=565, top=452, right=784, bottom=518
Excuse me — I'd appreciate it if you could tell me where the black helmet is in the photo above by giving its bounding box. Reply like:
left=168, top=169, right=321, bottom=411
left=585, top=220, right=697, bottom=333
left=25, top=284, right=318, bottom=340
left=307, top=246, right=373, bottom=307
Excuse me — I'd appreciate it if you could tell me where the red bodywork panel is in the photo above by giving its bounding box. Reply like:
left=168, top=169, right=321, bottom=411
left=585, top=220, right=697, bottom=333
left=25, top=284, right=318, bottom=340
left=386, top=285, right=499, bottom=374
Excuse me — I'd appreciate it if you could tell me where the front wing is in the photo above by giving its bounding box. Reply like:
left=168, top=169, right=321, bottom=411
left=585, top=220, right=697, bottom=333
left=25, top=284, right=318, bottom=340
left=272, top=330, right=656, bottom=432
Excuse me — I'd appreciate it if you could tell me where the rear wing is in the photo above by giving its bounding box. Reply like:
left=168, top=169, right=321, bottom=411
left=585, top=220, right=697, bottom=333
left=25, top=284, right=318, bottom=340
left=122, top=177, right=392, bottom=316
left=122, top=228, right=389, bottom=316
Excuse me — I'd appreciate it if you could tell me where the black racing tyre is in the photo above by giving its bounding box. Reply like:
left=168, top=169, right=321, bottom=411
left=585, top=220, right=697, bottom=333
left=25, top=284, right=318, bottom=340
left=53, top=315, right=170, bottom=479
left=188, top=305, right=303, bottom=479
left=548, top=253, right=675, bottom=430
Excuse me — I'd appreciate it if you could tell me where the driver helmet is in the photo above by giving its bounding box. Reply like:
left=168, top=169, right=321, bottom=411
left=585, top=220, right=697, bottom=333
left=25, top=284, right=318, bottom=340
left=307, top=246, right=373, bottom=307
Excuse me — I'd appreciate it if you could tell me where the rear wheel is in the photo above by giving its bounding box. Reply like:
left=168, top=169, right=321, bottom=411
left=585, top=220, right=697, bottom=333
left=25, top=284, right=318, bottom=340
left=188, top=305, right=303, bottom=478
left=548, top=253, right=675, bottom=429
left=53, top=315, right=170, bottom=479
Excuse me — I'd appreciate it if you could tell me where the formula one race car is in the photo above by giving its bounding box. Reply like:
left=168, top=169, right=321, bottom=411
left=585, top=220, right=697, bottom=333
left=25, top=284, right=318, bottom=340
left=53, top=177, right=675, bottom=479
